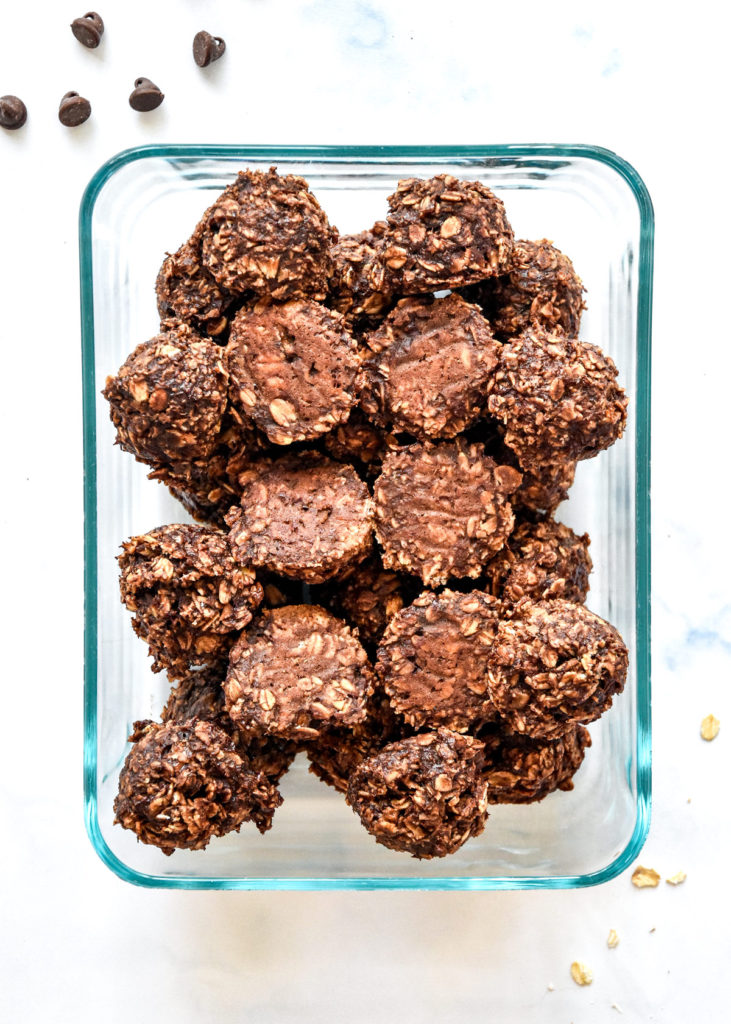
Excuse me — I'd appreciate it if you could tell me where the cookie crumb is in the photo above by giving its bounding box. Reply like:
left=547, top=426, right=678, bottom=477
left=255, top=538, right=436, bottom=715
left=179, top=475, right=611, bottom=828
left=631, top=865, right=660, bottom=888
left=607, top=928, right=619, bottom=948
left=666, top=871, right=687, bottom=886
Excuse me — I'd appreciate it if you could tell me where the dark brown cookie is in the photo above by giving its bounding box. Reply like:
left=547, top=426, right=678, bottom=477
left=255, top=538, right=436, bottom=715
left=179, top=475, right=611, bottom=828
left=118, top=524, right=263, bottom=678
left=346, top=728, right=489, bottom=859
left=328, top=221, right=394, bottom=321
left=323, top=405, right=400, bottom=477
left=486, top=599, right=629, bottom=739
left=113, top=718, right=281, bottom=854
left=373, top=441, right=522, bottom=587
left=226, top=300, right=359, bottom=444
left=225, top=453, right=374, bottom=583
left=382, top=175, right=514, bottom=293
left=162, top=667, right=297, bottom=783
left=359, top=294, right=499, bottom=439
left=156, top=216, right=233, bottom=336
left=511, top=459, right=577, bottom=514
left=376, top=589, right=500, bottom=732
left=224, top=605, right=374, bottom=740
left=462, top=238, right=585, bottom=340
left=103, top=322, right=229, bottom=466
left=201, top=168, right=334, bottom=300
left=306, top=690, right=404, bottom=794
left=146, top=412, right=267, bottom=528
left=487, top=326, right=628, bottom=468
left=314, top=550, right=417, bottom=645
left=483, top=515, right=592, bottom=605
left=482, top=723, right=591, bottom=803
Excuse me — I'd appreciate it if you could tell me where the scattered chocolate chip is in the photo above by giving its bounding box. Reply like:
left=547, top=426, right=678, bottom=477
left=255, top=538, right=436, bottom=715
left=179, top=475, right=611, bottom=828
left=193, top=30, right=226, bottom=67
left=0, top=95, right=27, bottom=131
left=70, top=11, right=105, bottom=48
left=129, top=78, right=164, bottom=112
left=58, top=91, right=92, bottom=127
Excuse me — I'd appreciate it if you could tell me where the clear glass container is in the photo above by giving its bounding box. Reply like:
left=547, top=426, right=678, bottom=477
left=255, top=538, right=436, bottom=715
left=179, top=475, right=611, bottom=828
left=81, top=145, right=653, bottom=890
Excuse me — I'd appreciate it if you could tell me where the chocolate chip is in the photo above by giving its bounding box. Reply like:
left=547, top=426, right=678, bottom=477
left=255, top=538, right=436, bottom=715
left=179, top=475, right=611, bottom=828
left=70, top=12, right=104, bottom=48
left=193, top=30, right=226, bottom=67
left=0, top=95, right=27, bottom=131
left=58, top=91, right=92, bottom=127
left=129, top=78, right=164, bottom=112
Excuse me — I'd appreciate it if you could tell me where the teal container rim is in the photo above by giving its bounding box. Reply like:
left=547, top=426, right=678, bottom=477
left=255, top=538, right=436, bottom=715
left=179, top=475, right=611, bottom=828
left=81, top=143, right=653, bottom=891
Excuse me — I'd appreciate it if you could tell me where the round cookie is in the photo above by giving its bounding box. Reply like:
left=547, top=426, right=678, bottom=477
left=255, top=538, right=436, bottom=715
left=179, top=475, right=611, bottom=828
left=224, top=605, right=374, bottom=741
left=463, top=238, right=585, bottom=340
left=201, top=168, right=334, bottom=300
left=376, top=589, right=500, bottom=732
left=512, top=459, right=577, bottom=514
left=328, top=221, right=394, bottom=321
left=487, top=326, right=628, bottom=467
left=359, top=294, right=500, bottom=439
left=323, top=406, right=400, bottom=477
left=156, top=217, right=232, bottom=336
left=482, top=724, right=591, bottom=804
left=483, top=515, right=592, bottom=605
left=346, top=728, right=489, bottom=859
left=373, top=441, right=522, bottom=587
left=486, top=599, right=629, bottom=739
left=113, top=718, right=282, bottom=854
left=306, top=690, right=404, bottom=794
left=226, top=300, right=359, bottom=444
left=118, top=524, right=263, bottom=678
left=162, top=668, right=297, bottom=783
left=382, top=174, right=514, bottom=293
left=103, top=321, right=229, bottom=465
left=147, top=413, right=268, bottom=528
left=225, top=453, right=374, bottom=584
left=314, top=550, right=417, bottom=646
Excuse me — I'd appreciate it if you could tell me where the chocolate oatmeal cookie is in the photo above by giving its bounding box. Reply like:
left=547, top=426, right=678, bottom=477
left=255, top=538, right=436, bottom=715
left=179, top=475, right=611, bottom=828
left=225, top=453, right=374, bottom=583
left=463, top=238, right=585, bottom=340
left=373, top=441, right=522, bottom=587
left=113, top=718, right=281, bottom=854
left=487, top=599, right=629, bottom=739
left=306, top=690, right=404, bottom=794
left=224, top=605, right=374, bottom=740
left=226, top=300, right=359, bottom=444
left=359, top=294, right=499, bottom=439
left=511, top=459, right=577, bottom=514
left=103, top=322, right=229, bottom=465
left=347, top=728, right=489, bottom=859
left=323, top=406, right=400, bottom=477
left=487, top=327, right=628, bottom=467
left=328, top=221, right=394, bottom=321
left=162, top=668, right=297, bottom=783
left=482, top=723, right=591, bottom=803
left=118, top=524, right=263, bottom=678
left=156, top=217, right=232, bottom=336
left=376, top=589, right=500, bottom=732
left=483, top=515, right=592, bottom=605
left=382, top=174, right=514, bottom=293
left=314, top=551, right=416, bottom=646
left=146, top=412, right=267, bottom=528
left=201, top=168, right=334, bottom=300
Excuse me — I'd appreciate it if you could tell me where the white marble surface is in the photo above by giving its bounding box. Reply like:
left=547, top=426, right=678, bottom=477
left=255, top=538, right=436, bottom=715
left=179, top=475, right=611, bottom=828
left=1, top=1, right=729, bottom=1021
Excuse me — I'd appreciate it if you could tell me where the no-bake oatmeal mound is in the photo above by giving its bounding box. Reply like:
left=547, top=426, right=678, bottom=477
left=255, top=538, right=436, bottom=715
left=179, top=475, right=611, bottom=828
left=109, top=167, right=630, bottom=860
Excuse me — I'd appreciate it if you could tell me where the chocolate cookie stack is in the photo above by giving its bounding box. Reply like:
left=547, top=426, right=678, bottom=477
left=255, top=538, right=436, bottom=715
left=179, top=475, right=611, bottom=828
left=105, top=168, right=629, bottom=860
